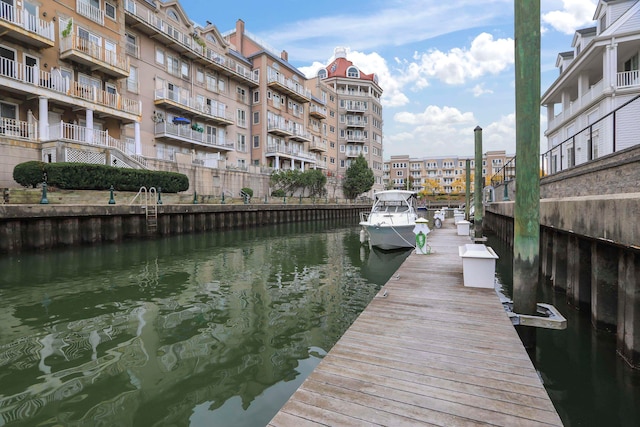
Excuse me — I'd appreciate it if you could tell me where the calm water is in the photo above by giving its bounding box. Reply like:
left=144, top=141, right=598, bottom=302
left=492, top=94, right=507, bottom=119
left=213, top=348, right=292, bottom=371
left=489, top=234, right=640, bottom=427
left=0, top=220, right=411, bottom=427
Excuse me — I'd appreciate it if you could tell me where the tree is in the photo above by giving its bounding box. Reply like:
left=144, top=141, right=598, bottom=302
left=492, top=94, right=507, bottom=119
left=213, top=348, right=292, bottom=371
left=421, top=178, right=441, bottom=198
left=342, top=155, right=374, bottom=200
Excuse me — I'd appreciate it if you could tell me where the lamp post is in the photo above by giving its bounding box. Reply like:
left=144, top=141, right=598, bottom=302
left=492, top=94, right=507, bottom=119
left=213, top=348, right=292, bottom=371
left=157, top=186, right=163, bottom=205
left=40, top=172, right=48, bottom=205
left=108, top=185, right=116, bottom=204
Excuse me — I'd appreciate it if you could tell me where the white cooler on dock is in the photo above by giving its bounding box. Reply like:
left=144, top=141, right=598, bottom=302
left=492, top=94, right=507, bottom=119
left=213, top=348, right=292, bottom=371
left=456, top=220, right=471, bottom=236
left=458, top=244, right=499, bottom=288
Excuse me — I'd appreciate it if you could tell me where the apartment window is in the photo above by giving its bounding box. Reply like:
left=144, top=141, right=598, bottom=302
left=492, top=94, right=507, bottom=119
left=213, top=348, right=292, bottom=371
left=237, top=86, right=246, bottom=103
left=196, top=68, right=204, bottom=84
left=347, top=66, right=359, bottom=78
left=237, top=109, right=246, bottom=127
left=127, top=66, right=138, bottom=93
left=339, top=145, right=345, bottom=153
left=253, top=90, right=259, bottom=103
left=253, top=111, right=259, bottom=124
left=237, top=134, right=247, bottom=152
left=125, top=33, right=138, bottom=57
left=181, top=61, right=189, bottom=79
left=253, top=135, right=259, bottom=148
left=105, top=2, right=116, bottom=20
left=155, top=48, right=164, bottom=65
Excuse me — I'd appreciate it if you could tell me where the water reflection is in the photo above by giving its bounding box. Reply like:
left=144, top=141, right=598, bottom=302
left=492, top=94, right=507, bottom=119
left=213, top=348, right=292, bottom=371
left=487, top=234, right=640, bottom=427
left=0, top=221, right=409, bottom=427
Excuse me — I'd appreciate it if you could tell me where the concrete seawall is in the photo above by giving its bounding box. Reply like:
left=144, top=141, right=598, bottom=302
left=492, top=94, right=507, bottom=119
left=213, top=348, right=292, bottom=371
left=0, top=204, right=369, bottom=254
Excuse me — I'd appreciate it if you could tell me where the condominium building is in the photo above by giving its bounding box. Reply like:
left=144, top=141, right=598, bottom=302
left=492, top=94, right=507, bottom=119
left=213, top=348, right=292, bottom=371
left=541, top=0, right=640, bottom=174
left=384, top=151, right=514, bottom=194
left=318, top=47, right=385, bottom=194
left=0, top=0, right=383, bottom=198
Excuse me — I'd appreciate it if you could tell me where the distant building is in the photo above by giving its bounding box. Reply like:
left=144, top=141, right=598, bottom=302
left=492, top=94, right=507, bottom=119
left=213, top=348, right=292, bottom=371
left=541, top=0, right=640, bottom=174
left=384, top=151, right=514, bottom=194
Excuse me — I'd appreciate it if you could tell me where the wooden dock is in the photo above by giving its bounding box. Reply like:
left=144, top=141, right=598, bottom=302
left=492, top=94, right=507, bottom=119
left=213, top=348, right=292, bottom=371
left=269, top=221, right=563, bottom=426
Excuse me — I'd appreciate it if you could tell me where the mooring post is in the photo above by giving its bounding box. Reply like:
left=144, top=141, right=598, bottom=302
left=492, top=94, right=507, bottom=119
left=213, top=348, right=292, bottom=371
left=513, top=0, right=541, bottom=349
left=157, top=187, right=163, bottom=205
left=465, top=159, right=471, bottom=221
left=473, top=126, right=483, bottom=239
left=108, top=185, right=116, bottom=205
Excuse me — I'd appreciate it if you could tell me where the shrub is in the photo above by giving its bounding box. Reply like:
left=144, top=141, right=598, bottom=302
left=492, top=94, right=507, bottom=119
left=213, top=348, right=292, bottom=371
left=12, top=162, right=189, bottom=192
left=241, top=187, right=253, bottom=197
left=271, top=189, right=285, bottom=197
left=13, top=161, right=47, bottom=188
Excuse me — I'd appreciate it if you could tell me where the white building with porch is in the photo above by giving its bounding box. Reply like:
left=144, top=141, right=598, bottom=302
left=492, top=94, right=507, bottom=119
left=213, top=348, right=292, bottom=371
left=541, top=0, right=640, bottom=174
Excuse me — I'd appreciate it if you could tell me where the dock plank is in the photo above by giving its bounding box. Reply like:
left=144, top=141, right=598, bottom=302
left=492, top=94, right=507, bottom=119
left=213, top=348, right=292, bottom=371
left=270, top=220, right=562, bottom=426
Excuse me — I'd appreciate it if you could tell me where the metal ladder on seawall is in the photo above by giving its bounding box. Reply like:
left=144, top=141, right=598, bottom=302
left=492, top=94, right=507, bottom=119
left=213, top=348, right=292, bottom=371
left=130, top=187, right=158, bottom=233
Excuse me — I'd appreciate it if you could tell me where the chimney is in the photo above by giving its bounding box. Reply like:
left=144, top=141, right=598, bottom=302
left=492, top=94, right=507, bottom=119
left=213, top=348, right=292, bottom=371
left=236, top=19, right=245, bottom=53
left=281, top=50, right=288, bottom=62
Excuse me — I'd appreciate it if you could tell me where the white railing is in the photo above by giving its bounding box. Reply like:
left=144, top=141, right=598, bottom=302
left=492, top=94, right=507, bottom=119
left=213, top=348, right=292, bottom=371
left=310, top=105, right=327, bottom=116
left=0, top=118, right=37, bottom=140
left=267, top=70, right=312, bottom=99
left=0, top=57, right=140, bottom=116
left=0, top=3, right=55, bottom=41
left=154, top=122, right=233, bottom=150
left=60, top=35, right=129, bottom=73
left=617, top=70, right=640, bottom=88
left=154, top=88, right=232, bottom=122
left=76, top=0, right=104, bottom=25
left=267, top=120, right=293, bottom=134
left=266, top=144, right=316, bottom=161
left=123, top=0, right=258, bottom=84
left=48, top=122, right=147, bottom=167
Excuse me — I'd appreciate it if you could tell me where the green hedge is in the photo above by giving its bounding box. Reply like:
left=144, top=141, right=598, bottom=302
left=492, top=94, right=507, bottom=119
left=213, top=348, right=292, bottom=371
left=13, top=162, right=189, bottom=193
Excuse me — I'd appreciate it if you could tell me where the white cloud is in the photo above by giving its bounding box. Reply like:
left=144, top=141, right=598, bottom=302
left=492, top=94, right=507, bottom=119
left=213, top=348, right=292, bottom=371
left=394, top=105, right=475, bottom=126
left=397, top=33, right=514, bottom=87
left=472, top=84, right=494, bottom=97
left=542, top=0, right=597, bottom=34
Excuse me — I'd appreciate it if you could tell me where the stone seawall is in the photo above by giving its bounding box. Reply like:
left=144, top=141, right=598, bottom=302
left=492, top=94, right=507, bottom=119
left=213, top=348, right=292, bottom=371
left=0, top=204, right=368, bottom=253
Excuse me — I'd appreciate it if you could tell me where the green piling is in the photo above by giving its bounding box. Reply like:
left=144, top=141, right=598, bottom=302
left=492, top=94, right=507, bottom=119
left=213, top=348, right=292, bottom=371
left=465, top=159, right=471, bottom=220
left=108, top=185, right=116, bottom=205
left=473, top=126, right=483, bottom=239
left=513, top=0, right=541, bottom=349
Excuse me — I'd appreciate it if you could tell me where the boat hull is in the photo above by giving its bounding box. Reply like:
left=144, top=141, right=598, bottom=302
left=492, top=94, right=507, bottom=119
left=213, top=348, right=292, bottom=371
left=360, top=223, right=416, bottom=250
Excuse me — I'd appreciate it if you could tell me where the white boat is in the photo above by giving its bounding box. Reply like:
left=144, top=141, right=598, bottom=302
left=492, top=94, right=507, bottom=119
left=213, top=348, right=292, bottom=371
left=359, top=190, right=419, bottom=250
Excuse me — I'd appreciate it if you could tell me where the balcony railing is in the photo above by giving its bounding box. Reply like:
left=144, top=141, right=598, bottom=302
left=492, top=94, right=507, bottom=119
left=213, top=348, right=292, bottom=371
left=154, top=88, right=233, bottom=124
left=617, top=70, right=640, bottom=88
left=49, top=122, right=147, bottom=167
left=0, top=2, right=55, bottom=46
left=309, top=104, right=327, bottom=118
left=267, top=71, right=311, bottom=102
left=77, top=0, right=104, bottom=25
left=60, top=35, right=129, bottom=78
left=0, top=57, right=141, bottom=116
left=124, top=0, right=258, bottom=85
left=265, top=144, right=316, bottom=161
left=0, top=118, right=37, bottom=141
left=154, top=122, right=234, bottom=150
left=345, top=133, right=366, bottom=143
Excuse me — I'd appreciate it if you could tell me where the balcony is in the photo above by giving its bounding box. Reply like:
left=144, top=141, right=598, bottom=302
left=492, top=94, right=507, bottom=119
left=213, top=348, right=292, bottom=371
left=289, top=126, right=311, bottom=142
left=0, top=118, right=37, bottom=141
left=267, top=72, right=311, bottom=103
left=154, top=122, right=234, bottom=152
left=123, top=0, right=258, bottom=86
left=77, top=0, right=104, bottom=25
left=617, top=70, right=640, bottom=89
left=154, top=88, right=234, bottom=125
left=345, top=133, right=366, bottom=144
left=0, top=3, right=55, bottom=49
left=309, top=138, right=327, bottom=152
left=267, top=120, right=293, bottom=137
left=265, top=144, right=316, bottom=162
left=309, top=104, right=327, bottom=119
left=345, top=149, right=364, bottom=158
left=346, top=117, right=365, bottom=127
left=0, top=57, right=141, bottom=117
left=60, top=35, right=130, bottom=79
left=48, top=122, right=147, bottom=167
left=345, top=103, right=366, bottom=113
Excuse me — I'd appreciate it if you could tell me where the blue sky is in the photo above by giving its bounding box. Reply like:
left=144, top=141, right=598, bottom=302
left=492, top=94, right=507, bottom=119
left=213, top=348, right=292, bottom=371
left=179, top=0, right=599, bottom=159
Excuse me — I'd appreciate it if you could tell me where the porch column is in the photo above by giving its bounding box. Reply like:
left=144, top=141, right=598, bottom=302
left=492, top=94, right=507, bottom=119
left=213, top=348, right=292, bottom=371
left=86, top=109, right=94, bottom=144
left=134, top=121, right=141, bottom=155
left=301, top=161, right=305, bottom=171
left=603, top=42, right=618, bottom=90
left=275, top=156, right=280, bottom=169
left=38, top=97, right=49, bottom=141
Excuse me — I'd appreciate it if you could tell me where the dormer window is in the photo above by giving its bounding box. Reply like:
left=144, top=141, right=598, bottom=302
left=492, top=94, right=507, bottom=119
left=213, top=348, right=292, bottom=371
left=347, top=66, right=359, bottom=78
left=206, top=34, right=216, bottom=44
left=600, top=14, right=606, bottom=33
left=168, top=9, right=179, bottom=22
left=317, top=69, right=327, bottom=79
